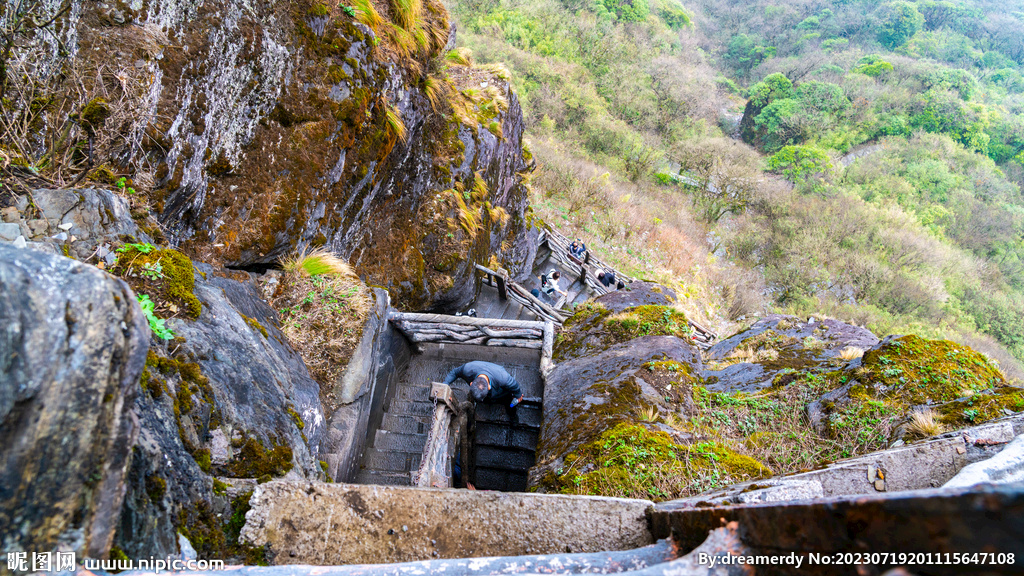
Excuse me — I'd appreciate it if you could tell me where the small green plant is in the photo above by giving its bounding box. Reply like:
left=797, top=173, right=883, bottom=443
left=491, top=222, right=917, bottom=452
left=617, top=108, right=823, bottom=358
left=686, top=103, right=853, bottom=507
left=138, top=294, right=175, bottom=340
left=117, top=242, right=155, bottom=254
left=115, top=177, right=137, bottom=195
left=140, top=261, right=164, bottom=280
left=340, top=4, right=356, bottom=17
left=963, top=408, right=979, bottom=422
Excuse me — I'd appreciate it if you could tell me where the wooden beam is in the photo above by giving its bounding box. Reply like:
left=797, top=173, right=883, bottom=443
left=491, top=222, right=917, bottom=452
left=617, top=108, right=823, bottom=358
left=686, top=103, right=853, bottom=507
left=391, top=311, right=547, bottom=330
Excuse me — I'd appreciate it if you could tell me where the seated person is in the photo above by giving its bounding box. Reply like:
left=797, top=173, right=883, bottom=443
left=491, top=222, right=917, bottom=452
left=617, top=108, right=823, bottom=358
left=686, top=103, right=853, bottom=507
left=569, top=239, right=587, bottom=259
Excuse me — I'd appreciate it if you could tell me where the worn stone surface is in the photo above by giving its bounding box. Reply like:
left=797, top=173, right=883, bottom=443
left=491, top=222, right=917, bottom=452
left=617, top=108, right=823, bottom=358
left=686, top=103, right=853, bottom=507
left=320, top=287, right=394, bottom=483
left=657, top=415, right=1023, bottom=509
left=595, top=282, right=679, bottom=313
left=944, top=433, right=1024, bottom=488
left=116, top=263, right=325, bottom=559
left=0, top=244, right=148, bottom=559
left=241, top=482, right=654, bottom=564
left=703, top=315, right=879, bottom=393
left=531, top=335, right=702, bottom=488
left=651, top=482, right=1024, bottom=575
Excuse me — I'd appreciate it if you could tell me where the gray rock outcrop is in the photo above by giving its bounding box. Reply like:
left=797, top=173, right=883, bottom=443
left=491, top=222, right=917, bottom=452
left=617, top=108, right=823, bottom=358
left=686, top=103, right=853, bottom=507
left=0, top=244, right=148, bottom=559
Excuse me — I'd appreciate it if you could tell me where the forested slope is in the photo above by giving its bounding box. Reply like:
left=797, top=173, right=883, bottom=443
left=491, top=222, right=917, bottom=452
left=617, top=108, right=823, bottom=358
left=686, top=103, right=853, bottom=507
left=448, top=0, right=1024, bottom=377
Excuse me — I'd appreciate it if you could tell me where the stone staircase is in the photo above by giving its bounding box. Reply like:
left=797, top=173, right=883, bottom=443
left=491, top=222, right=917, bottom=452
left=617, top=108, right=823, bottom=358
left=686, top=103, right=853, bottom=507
left=355, top=343, right=544, bottom=490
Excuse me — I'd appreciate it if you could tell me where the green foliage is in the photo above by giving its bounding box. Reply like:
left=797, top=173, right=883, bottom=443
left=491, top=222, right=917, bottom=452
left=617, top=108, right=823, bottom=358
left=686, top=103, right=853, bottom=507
left=114, top=176, right=136, bottom=195
left=599, top=0, right=649, bottom=22
left=747, top=73, right=793, bottom=108
left=853, top=55, right=894, bottom=77
left=767, top=145, right=833, bottom=183
left=138, top=294, right=175, bottom=340
left=878, top=1, right=925, bottom=49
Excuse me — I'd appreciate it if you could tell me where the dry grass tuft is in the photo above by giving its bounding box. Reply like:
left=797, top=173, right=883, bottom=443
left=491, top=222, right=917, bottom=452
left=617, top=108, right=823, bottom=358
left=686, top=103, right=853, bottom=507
left=638, top=405, right=659, bottom=422
left=906, top=410, right=943, bottom=439
left=282, top=247, right=353, bottom=277
left=446, top=47, right=474, bottom=66
left=385, top=102, right=408, bottom=144
left=352, top=0, right=384, bottom=30
left=271, top=248, right=370, bottom=407
left=839, top=346, right=865, bottom=361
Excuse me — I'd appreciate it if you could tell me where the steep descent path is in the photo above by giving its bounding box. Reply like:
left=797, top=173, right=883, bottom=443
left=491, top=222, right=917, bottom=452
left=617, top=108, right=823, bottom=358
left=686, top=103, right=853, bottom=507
left=356, top=343, right=543, bottom=491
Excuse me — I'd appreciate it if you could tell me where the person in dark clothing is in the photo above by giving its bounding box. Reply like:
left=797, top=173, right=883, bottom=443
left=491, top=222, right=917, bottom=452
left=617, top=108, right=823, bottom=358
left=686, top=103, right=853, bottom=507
left=596, top=269, right=618, bottom=289
left=444, top=361, right=523, bottom=425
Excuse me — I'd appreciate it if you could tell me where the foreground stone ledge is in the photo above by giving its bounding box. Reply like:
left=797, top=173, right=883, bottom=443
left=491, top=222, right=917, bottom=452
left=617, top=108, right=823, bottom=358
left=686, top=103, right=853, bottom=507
left=240, top=482, right=654, bottom=564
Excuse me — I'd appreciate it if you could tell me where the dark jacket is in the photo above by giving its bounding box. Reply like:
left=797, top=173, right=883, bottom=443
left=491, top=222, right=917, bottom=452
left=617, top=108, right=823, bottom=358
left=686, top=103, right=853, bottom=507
left=599, top=271, right=617, bottom=287
left=444, top=361, right=522, bottom=401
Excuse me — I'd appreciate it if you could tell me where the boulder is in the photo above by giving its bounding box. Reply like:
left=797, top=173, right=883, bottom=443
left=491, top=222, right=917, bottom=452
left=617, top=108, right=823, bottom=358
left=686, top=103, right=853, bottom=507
left=531, top=335, right=703, bottom=489
left=0, top=244, right=148, bottom=558
left=594, top=281, right=678, bottom=313
left=703, top=314, right=879, bottom=393
left=116, top=263, right=325, bottom=559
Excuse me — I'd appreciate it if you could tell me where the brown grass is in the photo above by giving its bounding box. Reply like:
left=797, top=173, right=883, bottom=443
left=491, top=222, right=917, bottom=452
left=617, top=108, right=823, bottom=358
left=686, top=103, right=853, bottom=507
left=906, top=410, right=943, bottom=439
left=839, top=346, right=865, bottom=361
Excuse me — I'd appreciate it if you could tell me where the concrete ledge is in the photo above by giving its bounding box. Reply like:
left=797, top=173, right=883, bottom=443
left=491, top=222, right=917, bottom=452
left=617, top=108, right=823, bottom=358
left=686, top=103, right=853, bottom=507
left=241, top=482, right=654, bottom=565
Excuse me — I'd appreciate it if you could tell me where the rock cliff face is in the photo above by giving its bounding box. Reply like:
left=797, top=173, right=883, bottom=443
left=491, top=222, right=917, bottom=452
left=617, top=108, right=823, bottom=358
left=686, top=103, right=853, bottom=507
left=0, top=244, right=148, bottom=559
left=20, top=0, right=533, bottom=312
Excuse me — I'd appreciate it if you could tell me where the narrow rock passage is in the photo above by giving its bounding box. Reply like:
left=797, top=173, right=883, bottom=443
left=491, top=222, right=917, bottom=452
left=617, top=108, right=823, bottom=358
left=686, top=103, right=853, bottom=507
left=356, top=343, right=543, bottom=491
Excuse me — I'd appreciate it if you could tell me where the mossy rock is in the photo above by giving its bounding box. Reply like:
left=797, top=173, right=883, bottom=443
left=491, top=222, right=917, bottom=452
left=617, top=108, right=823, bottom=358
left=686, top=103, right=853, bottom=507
left=554, top=303, right=695, bottom=362
left=539, top=423, right=770, bottom=501
left=226, top=437, right=294, bottom=478
left=858, top=335, right=1007, bottom=406
left=112, top=245, right=202, bottom=319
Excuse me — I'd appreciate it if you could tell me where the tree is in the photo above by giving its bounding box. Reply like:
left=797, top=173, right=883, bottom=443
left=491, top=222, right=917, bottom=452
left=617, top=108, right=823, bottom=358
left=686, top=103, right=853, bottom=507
left=671, top=138, right=763, bottom=223
left=879, top=1, right=925, bottom=49
left=767, top=146, right=833, bottom=183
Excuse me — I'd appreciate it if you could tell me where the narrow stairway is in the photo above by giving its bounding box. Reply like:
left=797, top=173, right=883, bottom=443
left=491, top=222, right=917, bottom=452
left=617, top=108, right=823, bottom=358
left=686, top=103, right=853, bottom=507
left=355, top=343, right=544, bottom=490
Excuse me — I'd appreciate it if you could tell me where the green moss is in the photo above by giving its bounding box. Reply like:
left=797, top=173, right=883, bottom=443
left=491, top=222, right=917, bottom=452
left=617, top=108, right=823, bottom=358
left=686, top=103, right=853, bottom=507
left=194, top=448, right=212, bottom=473
left=242, top=314, right=268, bottom=338
left=145, top=474, right=166, bottom=503
left=227, top=437, right=294, bottom=478
left=286, top=406, right=305, bottom=430
left=308, top=2, right=330, bottom=16
left=212, top=478, right=229, bottom=496
left=178, top=501, right=226, bottom=560
left=541, top=423, right=770, bottom=501
left=859, top=335, right=1007, bottom=406
left=110, top=547, right=129, bottom=562
left=76, top=97, right=111, bottom=134
left=112, top=246, right=202, bottom=319
left=935, top=388, right=1024, bottom=426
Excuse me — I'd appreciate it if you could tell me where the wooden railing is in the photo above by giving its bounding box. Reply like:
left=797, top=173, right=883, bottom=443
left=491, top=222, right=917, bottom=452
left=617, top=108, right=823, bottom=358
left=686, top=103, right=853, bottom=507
left=473, top=264, right=570, bottom=324
left=414, top=383, right=460, bottom=488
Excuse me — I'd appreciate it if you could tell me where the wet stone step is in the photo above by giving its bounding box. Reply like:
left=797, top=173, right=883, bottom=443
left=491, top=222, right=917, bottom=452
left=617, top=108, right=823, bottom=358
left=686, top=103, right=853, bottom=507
left=381, top=414, right=429, bottom=435
left=354, top=469, right=412, bottom=486
left=474, top=446, right=536, bottom=471
left=474, top=467, right=529, bottom=492
left=387, top=400, right=435, bottom=418
left=475, top=404, right=543, bottom=428
left=364, top=449, right=421, bottom=473
left=374, top=429, right=429, bottom=453
left=474, top=422, right=539, bottom=451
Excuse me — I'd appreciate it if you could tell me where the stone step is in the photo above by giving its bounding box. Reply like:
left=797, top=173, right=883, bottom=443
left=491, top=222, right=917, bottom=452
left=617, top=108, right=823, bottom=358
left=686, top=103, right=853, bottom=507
left=381, top=414, right=429, bottom=435
left=474, top=446, right=536, bottom=471
left=386, top=400, right=434, bottom=418
left=474, top=422, right=539, bottom=451
left=474, top=467, right=529, bottom=492
left=396, top=384, right=433, bottom=402
left=374, top=429, right=429, bottom=453
left=475, top=403, right=542, bottom=428
left=353, top=469, right=412, bottom=486
left=364, top=449, right=420, bottom=473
